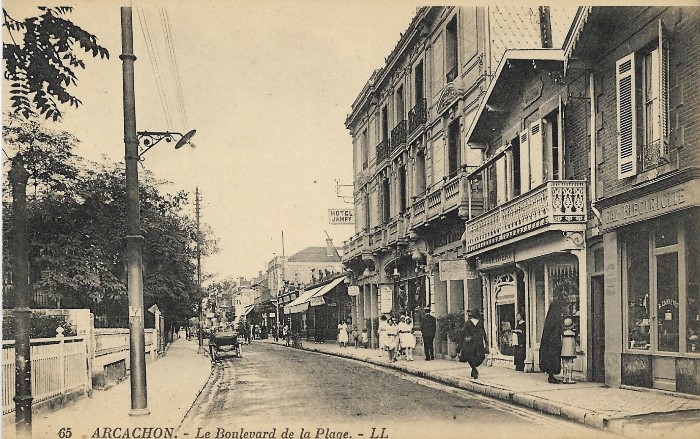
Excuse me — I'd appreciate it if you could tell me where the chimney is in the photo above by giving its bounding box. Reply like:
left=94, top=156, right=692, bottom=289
left=538, top=7, right=553, bottom=49
left=239, top=277, right=244, bottom=286
left=326, top=238, right=335, bottom=258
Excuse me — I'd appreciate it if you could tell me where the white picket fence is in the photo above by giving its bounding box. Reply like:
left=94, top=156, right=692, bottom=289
left=2, top=336, right=88, bottom=415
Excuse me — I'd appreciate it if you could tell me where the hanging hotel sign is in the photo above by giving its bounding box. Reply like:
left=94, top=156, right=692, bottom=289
left=601, top=182, right=698, bottom=231
left=380, top=285, right=393, bottom=314
left=348, top=285, right=360, bottom=297
left=329, top=209, right=355, bottom=225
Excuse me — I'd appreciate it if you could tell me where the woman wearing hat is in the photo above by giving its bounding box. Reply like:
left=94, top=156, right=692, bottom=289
left=378, top=315, right=389, bottom=357
left=458, top=309, right=488, bottom=379
left=399, top=316, right=416, bottom=360
left=385, top=317, right=399, bottom=362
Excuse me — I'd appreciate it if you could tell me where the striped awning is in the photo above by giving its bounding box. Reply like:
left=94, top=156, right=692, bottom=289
left=284, top=285, right=323, bottom=314
left=308, top=276, right=347, bottom=307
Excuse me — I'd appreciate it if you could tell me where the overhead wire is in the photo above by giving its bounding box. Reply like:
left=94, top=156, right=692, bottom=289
left=161, top=9, right=188, bottom=129
left=136, top=7, right=174, bottom=130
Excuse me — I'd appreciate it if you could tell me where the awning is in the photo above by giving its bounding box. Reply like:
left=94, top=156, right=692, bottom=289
left=308, top=276, right=347, bottom=307
left=242, top=304, right=255, bottom=316
left=283, top=285, right=323, bottom=314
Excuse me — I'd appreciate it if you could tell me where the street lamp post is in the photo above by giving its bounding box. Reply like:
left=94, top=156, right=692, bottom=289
left=120, top=6, right=196, bottom=416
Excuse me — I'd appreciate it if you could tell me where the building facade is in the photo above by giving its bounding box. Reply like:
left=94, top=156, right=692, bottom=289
left=343, top=5, right=576, bottom=354
left=343, top=5, right=699, bottom=396
left=566, top=6, right=700, bottom=394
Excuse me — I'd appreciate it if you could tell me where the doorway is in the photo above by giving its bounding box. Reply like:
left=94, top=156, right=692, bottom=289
left=591, top=275, right=605, bottom=382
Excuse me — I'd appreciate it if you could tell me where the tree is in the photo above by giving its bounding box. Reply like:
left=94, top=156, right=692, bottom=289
left=3, top=6, right=109, bottom=121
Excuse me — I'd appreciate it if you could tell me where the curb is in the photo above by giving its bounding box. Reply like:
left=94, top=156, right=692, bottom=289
left=176, top=351, right=217, bottom=431
left=287, top=342, right=613, bottom=434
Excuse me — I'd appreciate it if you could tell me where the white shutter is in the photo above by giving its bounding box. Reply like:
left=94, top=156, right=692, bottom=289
left=496, top=156, right=507, bottom=205
left=658, top=20, right=670, bottom=160
left=529, top=120, right=544, bottom=187
left=558, top=96, right=565, bottom=180
left=519, top=129, right=530, bottom=192
left=616, top=52, right=637, bottom=178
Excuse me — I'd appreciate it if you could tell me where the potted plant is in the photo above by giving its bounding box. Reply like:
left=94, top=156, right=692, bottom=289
left=445, top=312, right=466, bottom=358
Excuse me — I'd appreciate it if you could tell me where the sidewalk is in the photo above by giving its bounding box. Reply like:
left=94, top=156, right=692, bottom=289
left=264, top=338, right=700, bottom=437
left=2, top=338, right=212, bottom=439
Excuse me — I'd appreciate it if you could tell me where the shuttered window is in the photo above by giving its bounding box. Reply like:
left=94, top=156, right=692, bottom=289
left=616, top=53, right=637, bottom=178
left=617, top=19, right=670, bottom=178
left=519, top=129, right=530, bottom=192
left=529, top=120, right=544, bottom=187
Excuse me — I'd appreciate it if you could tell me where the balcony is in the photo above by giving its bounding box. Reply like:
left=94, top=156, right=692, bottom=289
left=411, top=175, right=470, bottom=228
left=464, top=180, right=587, bottom=254
left=639, top=139, right=669, bottom=173
left=390, top=120, right=407, bottom=154
left=408, top=99, right=427, bottom=135
left=376, top=139, right=388, bottom=164
left=342, top=232, right=365, bottom=262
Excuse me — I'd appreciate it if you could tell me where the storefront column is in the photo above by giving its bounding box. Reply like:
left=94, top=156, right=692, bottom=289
left=603, top=231, right=622, bottom=386
left=357, top=286, right=365, bottom=331
left=516, top=263, right=534, bottom=372
left=434, top=271, right=448, bottom=355
left=573, top=248, right=588, bottom=378
left=370, top=283, right=379, bottom=349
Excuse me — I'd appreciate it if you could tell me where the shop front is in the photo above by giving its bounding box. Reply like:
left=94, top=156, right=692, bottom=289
left=599, top=178, right=700, bottom=395
left=472, top=232, right=587, bottom=377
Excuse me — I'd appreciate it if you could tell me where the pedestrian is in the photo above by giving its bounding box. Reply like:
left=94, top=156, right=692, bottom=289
left=422, top=308, right=436, bottom=361
left=361, top=328, right=369, bottom=348
left=346, top=320, right=353, bottom=347
left=378, top=315, right=388, bottom=357
left=539, top=293, right=565, bottom=384
left=400, top=316, right=416, bottom=361
left=338, top=320, right=348, bottom=347
left=458, top=309, right=487, bottom=379
left=561, top=317, right=577, bottom=384
left=283, top=324, right=290, bottom=347
left=352, top=325, right=359, bottom=348
left=386, top=318, right=399, bottom=362
left=513, top=312, right=526, bottom=371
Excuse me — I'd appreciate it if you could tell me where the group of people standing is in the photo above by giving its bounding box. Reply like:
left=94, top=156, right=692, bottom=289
left=377, top=314, right=417, bottom=361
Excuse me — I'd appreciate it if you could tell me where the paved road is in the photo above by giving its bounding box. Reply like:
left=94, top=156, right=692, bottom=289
left=180, top=342, right=616, bottom=439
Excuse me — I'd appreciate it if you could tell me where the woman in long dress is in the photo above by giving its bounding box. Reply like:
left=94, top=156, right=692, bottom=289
left=539, top=296, right=564, bottom=383
left=378, top=315, right=388, bottom=357
left=399, top=316, right=416, bottom=360
left=338, top=321, right=349, bottom=347
left=385, top=318, right=399, bottom=362
left=459, top=309, right=488, bottom=379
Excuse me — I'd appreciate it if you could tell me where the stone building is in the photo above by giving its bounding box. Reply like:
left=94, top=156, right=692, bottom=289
left=342, top=6, right=577, bottom=354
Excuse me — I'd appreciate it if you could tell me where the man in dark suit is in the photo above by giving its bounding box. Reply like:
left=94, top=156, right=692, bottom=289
left=422, top=308, right=436, bottom=360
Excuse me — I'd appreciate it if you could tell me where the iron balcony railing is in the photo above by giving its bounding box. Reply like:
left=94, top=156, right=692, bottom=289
left=376, top=139, right=388, bottom=163
left=408, top=99, right=427, bottom=134
left=639, top=139, right=669, bottom=172
left=390, top=120, right=407, bottom=152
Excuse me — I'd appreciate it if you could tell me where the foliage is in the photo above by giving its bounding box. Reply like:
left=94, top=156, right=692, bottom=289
left=437, top=311, right=465, bottom=342
left=2, top=121, right=218, bottom=330
left=3, top=6, right=109, bottom=121
left=2, top=314, right=76, bottom=340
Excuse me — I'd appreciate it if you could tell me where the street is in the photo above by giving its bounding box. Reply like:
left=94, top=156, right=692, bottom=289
left=181, top=342, right=614, bottom=439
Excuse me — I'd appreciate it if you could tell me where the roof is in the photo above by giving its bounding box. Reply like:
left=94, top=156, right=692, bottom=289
left=465, top=48, right=565, bottom=145
left=287, top=247, right=341, bottom=263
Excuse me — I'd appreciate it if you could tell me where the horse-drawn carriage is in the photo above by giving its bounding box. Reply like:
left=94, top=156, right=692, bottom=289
left=208, top=329, right=241, bottom=361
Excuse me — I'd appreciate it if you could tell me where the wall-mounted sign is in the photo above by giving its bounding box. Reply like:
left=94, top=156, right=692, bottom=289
left=601, top=182, right=697, bottom=231
left=329, top=209, right=355, bottom=225
left=380, top=285, right=393, bottom=314
left=477, top=248, right=515, bottom=270
left=439, top=259, right=469, bottom=281
left=309, top=296, right=325, bottom=307
left=348, top=285, right=360, bottom=297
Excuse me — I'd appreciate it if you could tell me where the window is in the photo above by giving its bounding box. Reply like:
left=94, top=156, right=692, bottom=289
left=381, top=106, right=389, bottom=142
left=381, top=177, right=390, bottom=223
left=414, top=150, right=427, bottom=195
left=363, top=192, right=370, bottom=231
left=361, top=129, right=368, bottom=170
left=447, top=119, right=461, bottom=177
left=445, top=16, right=458, bottom=82
left=395, top=86, right=405, bottom=122
left=616, top=20, right=669, bottom=179
left=485, top=162, right=497, bottom=211
left=415, top=62, right=424, bottom=102
left=398, top=165, right=407, bottom=213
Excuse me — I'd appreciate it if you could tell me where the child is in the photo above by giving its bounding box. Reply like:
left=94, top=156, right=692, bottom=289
left=561, top=317, right=577, bottom=384
left=352, top=325, right=359, bottom=348
left=361, top=328, right=369, bottom=348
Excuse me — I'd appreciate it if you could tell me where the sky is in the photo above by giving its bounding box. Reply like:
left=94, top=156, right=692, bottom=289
left=2, top=0, right=418, bottom=281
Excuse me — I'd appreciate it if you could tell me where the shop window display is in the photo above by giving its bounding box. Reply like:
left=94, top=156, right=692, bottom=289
left=627, top=230, right=651, bottom=350
left=549, top=260, right=580, bottom=351
left=686, top=215, right=700, bottom=353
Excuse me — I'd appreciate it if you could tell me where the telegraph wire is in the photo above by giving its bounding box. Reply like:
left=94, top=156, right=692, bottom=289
left=136, top=6, right=174, bottom=129
left=161, top=9, right=189, bottom=129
